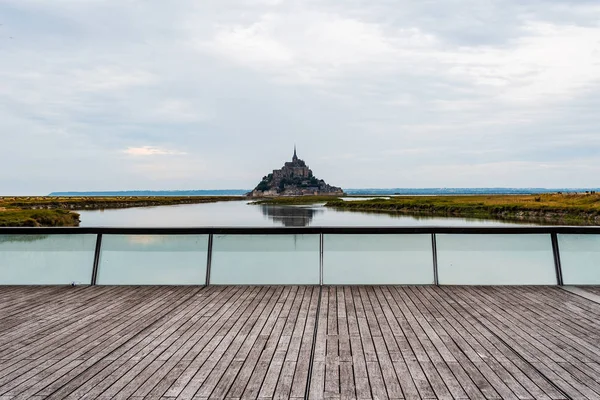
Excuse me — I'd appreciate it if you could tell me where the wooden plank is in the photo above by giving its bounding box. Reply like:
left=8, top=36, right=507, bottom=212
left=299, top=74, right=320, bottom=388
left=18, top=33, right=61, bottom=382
left=0, top=286, right=192, bottom=396
left=12, top=286, right=206, bottom=398
left=175, top=286, right=281, bottom=399
left=129, top=286, right=260, bottom=399
left=71, top=286, right=247, bottom=400
left=1, top=285, right=600, bottom=400
left=234, top=286, right=298, bottom=399
left=257, top=286, right=305, bottom=399
left=469, top=286, right=600, bottom=394
left=442, top=286, right=598, bottom=400
left=210, top=286, right=291, bottom=398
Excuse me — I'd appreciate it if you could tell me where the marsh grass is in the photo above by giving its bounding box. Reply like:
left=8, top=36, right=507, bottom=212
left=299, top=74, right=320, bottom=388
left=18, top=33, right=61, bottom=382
left=0, top=196, right=244, bottom=226
left=325, top=193, right=600, bottom=224
left=0, top=209, right=80, bottom=227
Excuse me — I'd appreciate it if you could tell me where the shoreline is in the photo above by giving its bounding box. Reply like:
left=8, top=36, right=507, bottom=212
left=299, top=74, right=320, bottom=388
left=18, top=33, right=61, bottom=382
left=254, top=193, right=600, bottom=226
left=2, top=193, right=600, bottom=227
left=324, top=194, right=600, bottom=226
left=0, top=196, right=244, bottom=227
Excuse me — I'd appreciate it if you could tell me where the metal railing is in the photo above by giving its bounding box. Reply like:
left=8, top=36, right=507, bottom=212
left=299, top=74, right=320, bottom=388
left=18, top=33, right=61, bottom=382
left=1, top=226, right=599, bottom=286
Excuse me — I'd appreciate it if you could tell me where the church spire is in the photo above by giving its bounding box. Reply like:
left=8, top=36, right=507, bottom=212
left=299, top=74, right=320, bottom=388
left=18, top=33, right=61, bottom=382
left=293, top=145, right=298, bottom=161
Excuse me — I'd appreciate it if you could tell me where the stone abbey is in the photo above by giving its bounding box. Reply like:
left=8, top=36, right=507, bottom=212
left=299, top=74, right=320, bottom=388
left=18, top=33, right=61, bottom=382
left=248, top=147, right=344, bottom=197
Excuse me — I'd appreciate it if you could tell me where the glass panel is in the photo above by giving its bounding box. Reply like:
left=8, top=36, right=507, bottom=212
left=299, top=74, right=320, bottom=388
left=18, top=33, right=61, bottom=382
left=558, top=234, right=600, bottom=285
left=436, top=234, right=556, bottom=285
left=97, top=235, right=208, bottom=285
left=0, top=234, right=96, bottom=285
left=211, top=234, right=319, bottom=284
left=323, top=234, right=434, bottom=284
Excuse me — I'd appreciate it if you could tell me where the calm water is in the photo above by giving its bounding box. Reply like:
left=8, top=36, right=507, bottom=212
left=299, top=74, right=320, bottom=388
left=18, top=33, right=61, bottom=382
left=77, top=200, right=539, bottom=227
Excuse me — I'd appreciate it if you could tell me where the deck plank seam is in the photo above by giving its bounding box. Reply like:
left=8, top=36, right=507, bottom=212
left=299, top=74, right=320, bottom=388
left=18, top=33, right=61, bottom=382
left=304, top=285, right=322, bottom=400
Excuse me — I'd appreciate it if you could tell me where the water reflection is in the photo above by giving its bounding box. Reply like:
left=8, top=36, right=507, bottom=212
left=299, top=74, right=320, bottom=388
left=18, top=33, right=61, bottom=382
left=0, top=234, right=49, bottom=244
left=260, top=205, right=323, bottom=227
left=77, top=201, right=542, bottom=227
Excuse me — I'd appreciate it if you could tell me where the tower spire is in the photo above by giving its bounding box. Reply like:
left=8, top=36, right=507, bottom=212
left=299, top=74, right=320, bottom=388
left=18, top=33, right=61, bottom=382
left=293, top=145, right=298, bottom=161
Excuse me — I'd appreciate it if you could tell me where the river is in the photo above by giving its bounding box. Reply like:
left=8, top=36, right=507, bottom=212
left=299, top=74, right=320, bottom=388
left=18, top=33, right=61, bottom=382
left=77, top=200, right=539, bottom=227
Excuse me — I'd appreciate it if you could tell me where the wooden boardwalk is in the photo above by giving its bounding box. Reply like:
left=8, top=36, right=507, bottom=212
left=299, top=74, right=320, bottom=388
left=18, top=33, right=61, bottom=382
left=1, top=286, right=600, bottom=400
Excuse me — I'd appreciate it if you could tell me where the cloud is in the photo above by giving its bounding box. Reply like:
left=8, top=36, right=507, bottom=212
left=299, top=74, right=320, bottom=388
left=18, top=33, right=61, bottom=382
left=122, top=146, right=187, bottom=156
left=1, top=0, right=600, bottom=194
left=72, top=67, right=156, bottom=92
left=201, top=12, right=435, bottom=85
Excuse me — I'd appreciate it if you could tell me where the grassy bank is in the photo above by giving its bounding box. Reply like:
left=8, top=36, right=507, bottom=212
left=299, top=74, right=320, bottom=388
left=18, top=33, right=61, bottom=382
left=1, top=196, right=243, bottom=210
left=324, top=193, right=600, bottom=225
left=0, top=209, right=80, bottom=227
left=0, top=196, right=244, bottom=227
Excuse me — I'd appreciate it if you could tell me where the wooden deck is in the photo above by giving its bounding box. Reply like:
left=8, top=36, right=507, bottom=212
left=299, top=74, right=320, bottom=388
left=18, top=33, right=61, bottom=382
left=1, top=286, right=600, bottom=400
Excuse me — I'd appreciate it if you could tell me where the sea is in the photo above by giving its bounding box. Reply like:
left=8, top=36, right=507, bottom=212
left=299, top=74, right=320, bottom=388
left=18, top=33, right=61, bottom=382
left=48, top=187, right=598, bottom=228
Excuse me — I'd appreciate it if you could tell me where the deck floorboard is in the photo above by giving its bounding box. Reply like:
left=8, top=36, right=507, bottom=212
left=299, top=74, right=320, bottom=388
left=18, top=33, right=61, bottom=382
left=0, top=286, right=599, bottom=399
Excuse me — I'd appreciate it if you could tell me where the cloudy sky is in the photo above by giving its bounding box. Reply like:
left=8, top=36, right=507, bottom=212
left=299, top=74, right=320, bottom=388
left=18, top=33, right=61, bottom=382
left=1, top=0, right=600, bottom=194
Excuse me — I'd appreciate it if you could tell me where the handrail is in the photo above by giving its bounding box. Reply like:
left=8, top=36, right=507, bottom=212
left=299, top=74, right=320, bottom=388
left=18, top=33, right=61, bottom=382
left=1, top=226, right=598, bottom=287
left=1, top=226, right=600, bottom=234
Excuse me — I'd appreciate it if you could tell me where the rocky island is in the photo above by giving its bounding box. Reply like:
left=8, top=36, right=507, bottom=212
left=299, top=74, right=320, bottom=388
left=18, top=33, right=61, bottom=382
left=248, top=147, right=344, bottom=197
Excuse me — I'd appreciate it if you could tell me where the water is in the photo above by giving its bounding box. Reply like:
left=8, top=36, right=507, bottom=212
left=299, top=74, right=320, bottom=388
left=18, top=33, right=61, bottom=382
left=77, top=200, right=539, bottom=227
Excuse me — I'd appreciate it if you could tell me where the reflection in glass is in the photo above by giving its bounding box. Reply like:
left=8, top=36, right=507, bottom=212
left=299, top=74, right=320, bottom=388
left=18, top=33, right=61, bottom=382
left=0, top=234, right=96, bottom=285
left=436, top=234, right=556, bottom=285
left=97, top=234, right=208, bottom=285
left=323, top=234, right=434, bottom=284
left=558, top=234, right=600, bottom=285
left=211, top=234, right=319, bottom=284
left=0, top=234, right=49, bottom=244
left=260, top=205, right=322, bottom=227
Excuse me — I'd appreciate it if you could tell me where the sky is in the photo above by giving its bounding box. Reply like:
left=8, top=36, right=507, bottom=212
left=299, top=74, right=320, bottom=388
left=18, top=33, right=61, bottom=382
left=1, top=0, right=600, bottom=195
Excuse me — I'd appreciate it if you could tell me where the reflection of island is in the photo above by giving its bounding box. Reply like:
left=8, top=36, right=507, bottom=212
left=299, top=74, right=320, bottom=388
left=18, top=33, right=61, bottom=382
left=261, top=205, right=323, bottom=227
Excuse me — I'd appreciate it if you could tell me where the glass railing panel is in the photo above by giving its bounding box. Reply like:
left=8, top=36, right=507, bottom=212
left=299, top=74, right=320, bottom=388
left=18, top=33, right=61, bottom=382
left=211, top=234, right=319, bottom=284
left=323, top=234, right=434, bottom=284
left=0, top=234, right=96, bottom=285
left=436, top=234, right=556, bottom=285
left=97, top=234, right=208, bottom=285
left=558, top=234, right=600, bottom=285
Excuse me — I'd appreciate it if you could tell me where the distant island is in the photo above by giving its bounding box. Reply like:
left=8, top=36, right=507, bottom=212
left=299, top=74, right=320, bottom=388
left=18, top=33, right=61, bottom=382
left=248, top=147, right=344, bottom=197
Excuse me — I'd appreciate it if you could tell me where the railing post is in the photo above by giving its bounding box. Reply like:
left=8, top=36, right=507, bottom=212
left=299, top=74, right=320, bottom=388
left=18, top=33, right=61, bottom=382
left=551, top=233, right=563, bottom=286
left=91, top=233, right=102, bottom=285
left=205, top=233, right=213, bottom=286
left=432, top=233, right=439, bottom=285
left=319, top=233, right=324, bottom=286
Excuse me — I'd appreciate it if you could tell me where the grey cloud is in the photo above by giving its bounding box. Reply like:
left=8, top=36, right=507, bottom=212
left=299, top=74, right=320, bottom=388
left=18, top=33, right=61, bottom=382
left=1, top=0, right=599, bottom=194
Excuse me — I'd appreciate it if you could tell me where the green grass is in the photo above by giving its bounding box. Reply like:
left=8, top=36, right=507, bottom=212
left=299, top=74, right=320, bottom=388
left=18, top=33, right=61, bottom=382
left=0, top=209, right=80, bottom=227
left=0, top=196, right=244, bottom=227
left=0, top=196, right=243, bottom=210
left=325, top=194, right=600, bottom=225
